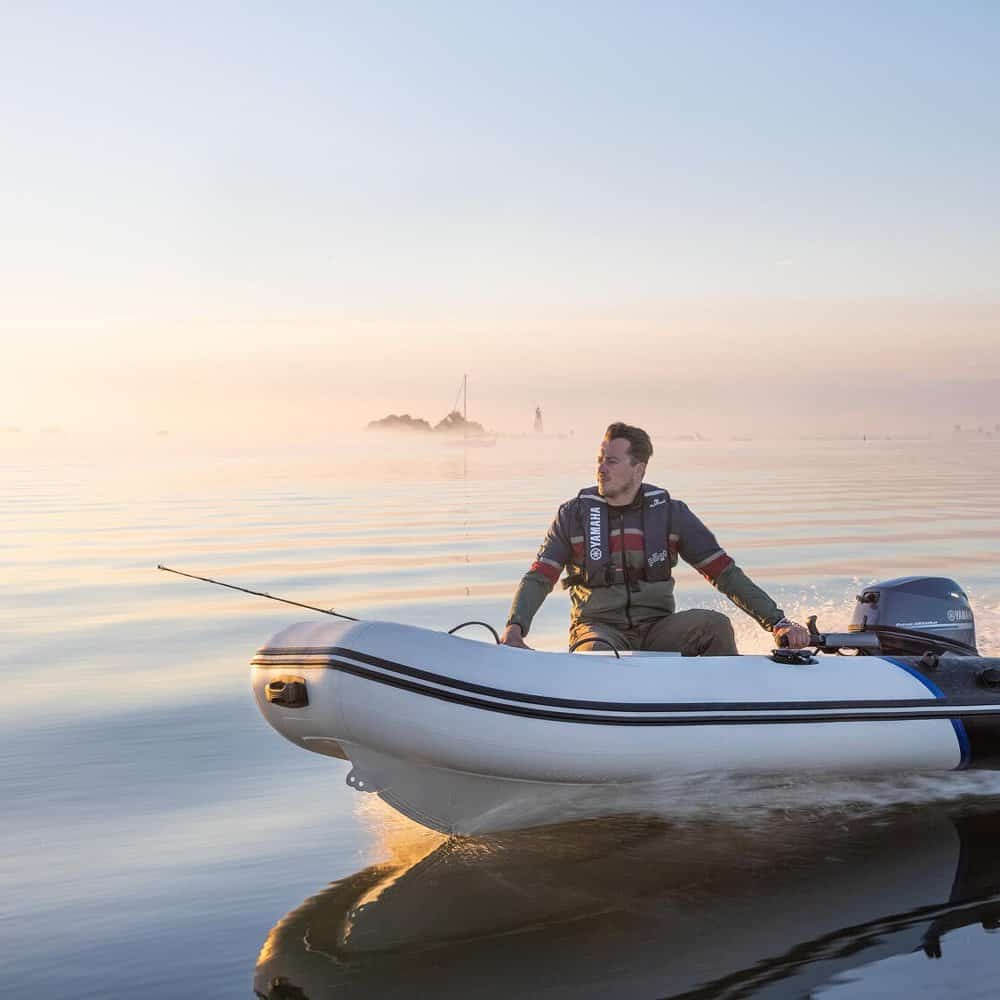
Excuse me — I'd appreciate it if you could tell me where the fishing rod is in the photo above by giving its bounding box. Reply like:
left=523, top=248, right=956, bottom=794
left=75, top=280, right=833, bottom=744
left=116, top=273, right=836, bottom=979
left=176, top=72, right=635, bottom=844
left=157, top=564, right=359, bottom=621
left=158, top=565, right=500, bottom=641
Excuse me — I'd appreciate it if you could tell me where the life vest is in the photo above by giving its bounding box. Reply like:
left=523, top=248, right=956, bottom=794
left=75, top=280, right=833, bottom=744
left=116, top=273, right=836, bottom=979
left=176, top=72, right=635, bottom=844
left=567, top=484, right=673, bottom=589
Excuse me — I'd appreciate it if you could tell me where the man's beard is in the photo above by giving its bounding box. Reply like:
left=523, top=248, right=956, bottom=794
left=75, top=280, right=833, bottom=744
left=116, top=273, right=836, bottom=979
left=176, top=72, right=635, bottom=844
left=599, top=473, right=640, bottom=502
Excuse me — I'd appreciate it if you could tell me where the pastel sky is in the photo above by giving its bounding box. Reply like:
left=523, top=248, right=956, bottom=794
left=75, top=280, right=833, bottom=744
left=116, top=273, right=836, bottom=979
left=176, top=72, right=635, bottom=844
left=2, top=2, right=998, bottom=441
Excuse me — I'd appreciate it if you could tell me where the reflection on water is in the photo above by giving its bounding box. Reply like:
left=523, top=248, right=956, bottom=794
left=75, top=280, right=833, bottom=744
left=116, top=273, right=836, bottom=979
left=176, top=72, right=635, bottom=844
left=255, top=798, right=1000, bottom=999
left=3, top=434, right=1000, bottom=997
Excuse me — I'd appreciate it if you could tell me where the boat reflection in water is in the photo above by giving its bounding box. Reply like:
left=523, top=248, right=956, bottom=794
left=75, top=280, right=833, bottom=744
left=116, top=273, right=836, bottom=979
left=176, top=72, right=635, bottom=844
left=254, top=797, right=1000, bottom=998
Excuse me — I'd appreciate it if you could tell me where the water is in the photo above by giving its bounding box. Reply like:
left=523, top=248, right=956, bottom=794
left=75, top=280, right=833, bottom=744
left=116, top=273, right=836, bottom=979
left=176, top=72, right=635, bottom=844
left=4, top=433, right=1000, bottom=998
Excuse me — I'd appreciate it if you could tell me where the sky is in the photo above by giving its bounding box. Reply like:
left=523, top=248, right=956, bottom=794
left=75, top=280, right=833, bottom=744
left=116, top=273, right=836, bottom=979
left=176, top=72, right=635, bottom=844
left=2, top=1, right=998, bottom=442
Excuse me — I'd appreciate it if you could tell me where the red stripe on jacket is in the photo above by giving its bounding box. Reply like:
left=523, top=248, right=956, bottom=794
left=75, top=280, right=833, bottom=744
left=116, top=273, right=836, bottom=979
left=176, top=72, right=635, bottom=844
left=530, top=560, right=561, bottom=583
left=696, top=552, right=734, bottom=582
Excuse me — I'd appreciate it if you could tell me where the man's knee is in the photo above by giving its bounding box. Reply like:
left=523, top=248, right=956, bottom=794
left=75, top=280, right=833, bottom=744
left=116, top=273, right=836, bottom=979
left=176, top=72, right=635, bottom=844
left=695, top=610, right=737, bottom=655
left=644, top=609, right=737, bottom=656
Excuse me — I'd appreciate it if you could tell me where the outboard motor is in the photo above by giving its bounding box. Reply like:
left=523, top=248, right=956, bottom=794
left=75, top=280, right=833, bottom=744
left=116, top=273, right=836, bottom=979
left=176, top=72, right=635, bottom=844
left=849, top=576, right=978, bottom=656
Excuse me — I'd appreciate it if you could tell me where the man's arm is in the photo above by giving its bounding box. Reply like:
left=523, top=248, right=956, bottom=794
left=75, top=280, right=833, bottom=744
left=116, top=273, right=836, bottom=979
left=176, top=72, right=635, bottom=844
left=674, top=501, right=809, bottom=648
left=501, top=503, right=573, bottom=648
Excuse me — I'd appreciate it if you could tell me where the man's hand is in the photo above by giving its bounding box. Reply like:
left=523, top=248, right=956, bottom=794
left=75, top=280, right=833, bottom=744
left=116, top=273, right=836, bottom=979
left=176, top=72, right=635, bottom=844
left=500, top=623, right=530, bottom=648
left=772, top=618, right=810, bottom=649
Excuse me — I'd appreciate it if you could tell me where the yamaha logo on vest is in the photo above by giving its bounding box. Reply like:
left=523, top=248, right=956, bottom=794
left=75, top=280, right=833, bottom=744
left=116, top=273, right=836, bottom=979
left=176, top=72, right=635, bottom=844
left=588, top=507, right=602, bottom=561
left=648, top=496, right=666, bottom=508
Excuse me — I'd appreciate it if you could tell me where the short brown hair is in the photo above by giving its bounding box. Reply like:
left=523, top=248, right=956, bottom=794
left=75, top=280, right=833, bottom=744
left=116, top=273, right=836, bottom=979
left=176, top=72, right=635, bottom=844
left=604, top=422, right=653, bottom=465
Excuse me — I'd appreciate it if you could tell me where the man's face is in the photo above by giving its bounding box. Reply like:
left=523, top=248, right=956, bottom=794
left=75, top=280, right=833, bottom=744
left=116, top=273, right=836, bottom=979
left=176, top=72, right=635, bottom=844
left=596, top=437, right=644, bottom=501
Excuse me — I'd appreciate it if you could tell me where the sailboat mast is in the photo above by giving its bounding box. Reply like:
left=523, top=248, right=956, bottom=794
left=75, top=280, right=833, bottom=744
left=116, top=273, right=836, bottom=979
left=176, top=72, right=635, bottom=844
left=463, top=373, right=467, bottom=421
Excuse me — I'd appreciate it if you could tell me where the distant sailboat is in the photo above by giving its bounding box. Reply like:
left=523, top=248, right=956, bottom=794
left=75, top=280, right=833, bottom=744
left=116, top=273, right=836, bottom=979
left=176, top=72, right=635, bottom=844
left=443, top=374, right=497, bottom=447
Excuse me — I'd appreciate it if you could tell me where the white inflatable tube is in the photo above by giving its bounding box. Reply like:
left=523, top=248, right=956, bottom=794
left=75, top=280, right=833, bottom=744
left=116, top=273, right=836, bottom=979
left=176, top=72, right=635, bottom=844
left=251, top=620, right=978, bottom=833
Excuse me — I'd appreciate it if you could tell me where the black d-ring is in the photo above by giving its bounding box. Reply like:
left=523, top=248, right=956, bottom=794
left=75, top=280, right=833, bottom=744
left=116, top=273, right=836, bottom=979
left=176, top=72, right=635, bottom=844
left=447, top=621, right=501, bottom=644
left=568, top=637, right=621, bottom=659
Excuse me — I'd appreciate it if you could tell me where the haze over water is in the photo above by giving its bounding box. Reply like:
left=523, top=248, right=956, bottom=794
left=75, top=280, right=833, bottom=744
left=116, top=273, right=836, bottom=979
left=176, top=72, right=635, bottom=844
left=4, top=431, right=1000, bottom=997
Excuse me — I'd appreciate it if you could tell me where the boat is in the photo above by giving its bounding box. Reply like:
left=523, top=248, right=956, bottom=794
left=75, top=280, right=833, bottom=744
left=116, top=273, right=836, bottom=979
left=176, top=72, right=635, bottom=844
left=251, top=576, right=1000, bottom=835
left=253, top=800, right=1000, bottom=998
left=441, top=373, right=497, bottom=447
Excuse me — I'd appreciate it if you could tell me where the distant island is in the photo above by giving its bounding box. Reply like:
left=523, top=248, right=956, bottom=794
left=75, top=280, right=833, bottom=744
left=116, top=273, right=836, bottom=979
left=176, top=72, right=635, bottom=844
left=367, top=410, right=487, bottom=436
left=367, top=413, right=433, bottom=432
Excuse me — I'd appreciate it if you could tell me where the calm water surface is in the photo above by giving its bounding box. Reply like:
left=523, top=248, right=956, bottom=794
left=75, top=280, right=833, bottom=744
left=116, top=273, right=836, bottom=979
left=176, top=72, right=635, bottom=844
left=4, top=434, right=1000, bottom=998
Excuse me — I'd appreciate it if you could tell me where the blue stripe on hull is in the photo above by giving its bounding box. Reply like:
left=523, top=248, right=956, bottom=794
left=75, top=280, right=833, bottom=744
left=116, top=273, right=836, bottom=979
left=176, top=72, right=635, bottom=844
left=884, top=656, right=972, bottom=769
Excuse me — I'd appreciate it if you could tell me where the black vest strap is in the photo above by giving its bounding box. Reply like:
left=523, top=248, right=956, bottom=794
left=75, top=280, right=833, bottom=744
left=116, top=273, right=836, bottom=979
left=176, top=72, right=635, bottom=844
left=577, top=488, right=612, bottom=587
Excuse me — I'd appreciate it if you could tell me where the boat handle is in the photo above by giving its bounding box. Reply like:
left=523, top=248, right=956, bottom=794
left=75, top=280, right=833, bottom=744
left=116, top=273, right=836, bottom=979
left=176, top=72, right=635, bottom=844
left=447, top=621, right=501, bottom=643
left=265, top=676, right=309, bottom=707
left=568, top=637, right=621, bottom=659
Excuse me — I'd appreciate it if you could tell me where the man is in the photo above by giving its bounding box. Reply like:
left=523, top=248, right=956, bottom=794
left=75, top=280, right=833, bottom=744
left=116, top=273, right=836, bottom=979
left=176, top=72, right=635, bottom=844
left=500, top=422, right=810, bottom=654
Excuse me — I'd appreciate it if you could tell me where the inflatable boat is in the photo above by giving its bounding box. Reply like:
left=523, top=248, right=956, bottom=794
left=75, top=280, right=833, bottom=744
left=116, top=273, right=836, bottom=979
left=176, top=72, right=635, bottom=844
left=251, top=576, right=1000, bottom=834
